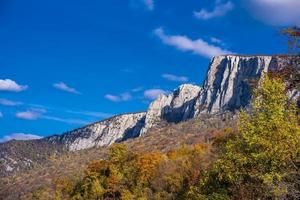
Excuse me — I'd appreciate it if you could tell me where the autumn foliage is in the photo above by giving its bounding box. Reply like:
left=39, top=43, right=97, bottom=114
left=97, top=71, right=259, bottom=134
left=35, top=75, right=300, bottom=200
left=51, top=143, right=209, bottom=200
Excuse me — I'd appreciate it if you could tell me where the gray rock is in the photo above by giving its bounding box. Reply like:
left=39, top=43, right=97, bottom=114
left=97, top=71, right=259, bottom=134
left=140, top=84, right=202, bottom=134
left=194, top=55, right=272, bottom=114
left=47, top=84, right=202, bottom=150
left=34, top=55, right=300, bottom=151
left=47, top=112, right=146, bottom=151
left=194, top=55, right=299, bottom=115
left=2, top=55, right=299, bottom=175
left=2, top=55, right=298, bottom=156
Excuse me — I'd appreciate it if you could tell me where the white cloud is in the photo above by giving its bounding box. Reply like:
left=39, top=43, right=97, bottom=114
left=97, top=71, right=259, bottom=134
left=194, top=1, right=234, bottom=20
left=154, top=27, right=232, bottom=58
left=105, top=94, right=120, bottom=102
left=162, top=74, right=189, bottom=82
left=0, top=98, right=22, bottom=106
left=105, top=92, right=132, bottom=102
left=120, top=92, right=132, bottom=101
left=16, top=111, right=38, bottom=120
left=144, top=89, right=168, bottom=100
left=0, top=79, right=28, bottom=92
left=15, top=108, right=89, bottom=125
left=245, top=0, right=300, bottom=26
left=0, top=111, right=3, bottom=118
left=15, top=108, right=46, bottom=120
left=53, top=82, right=81, bottom=95
left=0, top=133, right=42, bottom=143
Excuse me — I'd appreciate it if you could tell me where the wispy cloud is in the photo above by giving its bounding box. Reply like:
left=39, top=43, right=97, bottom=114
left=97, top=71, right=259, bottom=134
left=0, top=79, right=28, bottom=92
left=162, top=73, right=189, bottom=82
left=0, top=98, right=22, bottom=106
left=42, top=116, right=89, bottom=125
left=0, top=111, right=3, bottom=118
left=154, top=27, right=232, bottom=58
left=0, top=133, right=42, bottom=143
left=194, top=1, right=234, bottom=20
left=15, top=108, right=88, bottom=125
left=67, top=110, right=113, bottom=118
left=131, top=87, right=143, bottom=92
left=245, top=0, right=300, bottom=26
left=210, top=37, right=222, bottom=44
left=53, top=82, right=81, bottom=95
left=105, top=92, right=132, bottom=102
left=15, top=108, right=46, bottom=120
left=16, top=111, right=39, bottom=120
left=144, top=89, right=168, bottom=100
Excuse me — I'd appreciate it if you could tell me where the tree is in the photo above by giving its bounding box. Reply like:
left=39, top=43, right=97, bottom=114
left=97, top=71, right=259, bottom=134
left=204, top=75, right=300, bottom=199
left=282, top=27, right=300, bottom=54
left=135, top=151, right=162, bottom=185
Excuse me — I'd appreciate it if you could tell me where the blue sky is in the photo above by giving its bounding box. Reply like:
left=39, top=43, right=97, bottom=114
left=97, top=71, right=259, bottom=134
left=1, top=0, right=300, bottom=142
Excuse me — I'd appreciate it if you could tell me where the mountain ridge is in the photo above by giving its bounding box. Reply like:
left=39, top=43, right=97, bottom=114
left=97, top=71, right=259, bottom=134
left=1, top=54, right=299, bottom=177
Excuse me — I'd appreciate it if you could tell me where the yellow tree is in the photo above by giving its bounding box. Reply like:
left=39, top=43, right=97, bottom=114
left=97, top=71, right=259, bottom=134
left=135, top=151, right=162, bottom=185
left=214, top=75, right=300, bottom=199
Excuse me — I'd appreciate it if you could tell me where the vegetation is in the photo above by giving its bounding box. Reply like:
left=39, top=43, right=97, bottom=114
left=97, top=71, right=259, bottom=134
left=282, top=27, right=300, bottom=54
left=3, top=31, right=300, bottom=198
left=57, top=143, right=209, bottom=200
left=0, top=113, right=232, bottom=200
left=189, top=75, right=300, bottom=200
left=27, top=75, right=300, bottom=200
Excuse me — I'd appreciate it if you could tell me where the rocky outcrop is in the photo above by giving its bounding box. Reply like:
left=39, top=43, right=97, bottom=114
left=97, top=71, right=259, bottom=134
left=4, top=55, right=299, bottom=152
left=46, top=84, right=203, bottom=150
left=194, top=55, right=271, bottom=114
left=1, top=55, right=299, bottom=175
left=140, top=84, right=202, bottom=134
left=194, top=55, right=299, bottom=115
left=47, top=112, right=146, bottom=151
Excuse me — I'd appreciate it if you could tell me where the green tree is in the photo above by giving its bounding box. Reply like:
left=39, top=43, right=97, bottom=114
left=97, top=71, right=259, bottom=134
left=203, top=75, right=300, bottom=199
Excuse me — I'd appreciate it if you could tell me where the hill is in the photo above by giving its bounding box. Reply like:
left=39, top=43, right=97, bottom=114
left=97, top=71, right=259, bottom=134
left=0, top=113, right=234, bottom=200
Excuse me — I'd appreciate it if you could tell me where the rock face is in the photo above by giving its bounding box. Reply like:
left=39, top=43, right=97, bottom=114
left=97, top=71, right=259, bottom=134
left=140, top=84, right=202, bottom=134
left=46, top=84, right=203, bottom=150
left=194, top=55, right=299, bottom=115
left=46, top=55, right=297, bottom=151
left=194, top=55, right=272, bottom=114
left=47, top=112, right=146, bottom=151
left=1, top=55, right=299, bottom=175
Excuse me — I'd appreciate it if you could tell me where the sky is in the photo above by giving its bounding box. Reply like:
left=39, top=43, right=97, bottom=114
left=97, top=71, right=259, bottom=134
left=1, top=0, right=300, bottom=142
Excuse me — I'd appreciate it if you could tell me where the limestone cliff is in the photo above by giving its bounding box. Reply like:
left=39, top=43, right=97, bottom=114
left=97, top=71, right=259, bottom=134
left=1, top=55, right=298, bottom=175
left=47, top=112, right=146, bottom=151
left=194, top=55, right=298, bottom=115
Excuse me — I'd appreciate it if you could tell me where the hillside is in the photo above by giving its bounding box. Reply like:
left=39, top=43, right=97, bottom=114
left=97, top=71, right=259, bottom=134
left=1, top=55, right=299, bottom=178
left=0, top=55, right=299, bottom=200
left=0, top=113, right=235, bottom=200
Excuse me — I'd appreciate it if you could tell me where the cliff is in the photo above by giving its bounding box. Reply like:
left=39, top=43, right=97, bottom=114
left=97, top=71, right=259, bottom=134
left=1, top=55, right=298, bottom=175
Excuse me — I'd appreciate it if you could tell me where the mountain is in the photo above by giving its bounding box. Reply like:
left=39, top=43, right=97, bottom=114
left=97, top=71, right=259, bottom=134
left=194, top=55, right=299, bottom=114
left=46, top=112, right=146, bottom=151
left=46, top=55, right=298, bottom=151
left=0, top=113, right=235, bottom=200
left=1, top=55, right=299, bottom=177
